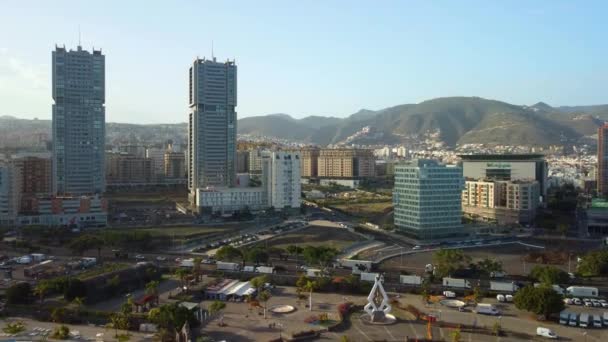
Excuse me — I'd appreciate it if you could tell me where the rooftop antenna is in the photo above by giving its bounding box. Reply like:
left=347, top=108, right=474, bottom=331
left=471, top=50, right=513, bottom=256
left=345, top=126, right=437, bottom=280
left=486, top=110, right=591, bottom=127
left=211, top=40, right=215, bottom=60
left=78, top=25, right=81, bottom=47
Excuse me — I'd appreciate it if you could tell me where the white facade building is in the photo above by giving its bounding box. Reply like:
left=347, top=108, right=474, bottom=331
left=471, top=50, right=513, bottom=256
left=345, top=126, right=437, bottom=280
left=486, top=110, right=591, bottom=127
left=196, top=187, right=266, bottom=214
left=262, top=151, right=301, bottom=210
left=195, top=151, right=301, bottom=214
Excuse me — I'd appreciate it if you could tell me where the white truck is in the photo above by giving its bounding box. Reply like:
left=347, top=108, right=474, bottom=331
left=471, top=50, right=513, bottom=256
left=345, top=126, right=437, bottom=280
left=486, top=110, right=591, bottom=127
left=475, top=303, right=500, bottom=315
left=243, top=266, right=255, bottom=272
left=566, top=286, right=599, bottom=298
left=399, top=275, right=422, bottom=285
left=255, top=266, right=275, bottom=274
left=534, top=283, right=564, bottom=295
left=306, top=268, right=322, bottom=277
left=180, top=258, right=195, bottom=268
left=360, top=272, right=380, bottom=282
left=490, top=281, right=519, bottom=293
left=443, top=277, right=471, bottom=289
left=216, top=261, right=240, bottom=271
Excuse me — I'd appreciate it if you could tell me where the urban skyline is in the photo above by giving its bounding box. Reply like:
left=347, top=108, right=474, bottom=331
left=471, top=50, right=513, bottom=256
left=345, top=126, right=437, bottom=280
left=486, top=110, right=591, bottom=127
left=1, top=1, right=608, bottom=123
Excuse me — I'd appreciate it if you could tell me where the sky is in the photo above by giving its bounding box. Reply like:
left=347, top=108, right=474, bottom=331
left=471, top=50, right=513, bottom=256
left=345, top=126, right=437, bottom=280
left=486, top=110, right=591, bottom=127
left=0, top=0, right=607, bottom=123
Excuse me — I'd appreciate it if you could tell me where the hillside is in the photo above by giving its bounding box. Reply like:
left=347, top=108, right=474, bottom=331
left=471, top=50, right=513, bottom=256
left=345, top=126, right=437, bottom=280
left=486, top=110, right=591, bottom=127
left=2, top=97, right=607, bottom=148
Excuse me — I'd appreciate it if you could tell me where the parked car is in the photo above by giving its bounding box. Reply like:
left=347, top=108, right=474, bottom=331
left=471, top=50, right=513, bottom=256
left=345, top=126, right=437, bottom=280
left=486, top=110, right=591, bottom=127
left=573, top=298, right=582, bottom=305
left=134, top=255, right=145, bottom=260
left=599, top=299, right=608, bottom=308
left=536, top=327, right=557, bottom=339
left=563, top=298, right=573, bottom=305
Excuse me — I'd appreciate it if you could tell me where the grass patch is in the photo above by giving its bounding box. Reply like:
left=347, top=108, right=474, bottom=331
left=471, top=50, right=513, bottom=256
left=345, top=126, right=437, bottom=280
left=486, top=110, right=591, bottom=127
left=257, top=226, right=365, bottom=250
left=333, top=201, right=393, bottom=217
left=77, top=263, right=130, bottom=280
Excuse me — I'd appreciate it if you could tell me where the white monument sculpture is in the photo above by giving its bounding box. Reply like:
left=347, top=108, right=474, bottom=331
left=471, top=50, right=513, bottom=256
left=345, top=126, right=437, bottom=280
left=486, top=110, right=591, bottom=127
left=363, top=274, right=392, bottom=322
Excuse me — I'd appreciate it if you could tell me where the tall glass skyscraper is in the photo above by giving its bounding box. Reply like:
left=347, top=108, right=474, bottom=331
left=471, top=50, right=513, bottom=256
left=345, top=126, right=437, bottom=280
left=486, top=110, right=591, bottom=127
left=188, top=57, right=237, bottom=204
left=52, top=46, right=105, bottom=195
left=393, top=159, right=464, bottom=239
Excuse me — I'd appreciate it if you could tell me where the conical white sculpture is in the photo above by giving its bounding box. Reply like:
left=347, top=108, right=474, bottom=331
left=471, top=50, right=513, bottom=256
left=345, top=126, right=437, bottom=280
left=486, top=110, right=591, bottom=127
left=363, top=274, right=392, bottom=322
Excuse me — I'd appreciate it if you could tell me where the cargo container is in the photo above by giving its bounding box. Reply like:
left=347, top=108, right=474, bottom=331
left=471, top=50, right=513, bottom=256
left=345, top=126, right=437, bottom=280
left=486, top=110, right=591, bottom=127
left=360, top=272, right=380, bottom=282
left=566, top=286, right=599, bottom=298
left=255, top=266, right=275, bottom=274
left=443, top=277, right=471, bottom=289
left=399, top=275, right=422, bottom=285
left=216, top=261, right=240, bottom=271
left=490, top=281, right=519, bottom=293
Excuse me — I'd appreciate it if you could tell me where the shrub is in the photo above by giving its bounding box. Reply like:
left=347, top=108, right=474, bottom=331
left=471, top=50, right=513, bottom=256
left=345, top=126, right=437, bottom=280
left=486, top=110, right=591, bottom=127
left=51, top=325, right=70, bottom=339
left=2, top=321, right=26, bottom=334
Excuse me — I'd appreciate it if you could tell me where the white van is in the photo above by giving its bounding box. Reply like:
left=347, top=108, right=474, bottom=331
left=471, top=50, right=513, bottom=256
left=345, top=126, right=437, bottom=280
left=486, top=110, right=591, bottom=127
left=593, top=314, right=602, bottom=328
left=536, top=327, right=557, bottom=339
left=579, top=312, right=590, bottom=328
left=603, top=312, right=608, bottom=326
left=559, top=311, right=569, bottom=325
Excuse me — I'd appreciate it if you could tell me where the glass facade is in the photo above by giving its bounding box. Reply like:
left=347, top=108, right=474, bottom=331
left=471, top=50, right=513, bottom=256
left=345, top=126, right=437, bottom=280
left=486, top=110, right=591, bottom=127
left=52, top=46, right=105, bottom=195
left=393, top=159, right=464, bottom=239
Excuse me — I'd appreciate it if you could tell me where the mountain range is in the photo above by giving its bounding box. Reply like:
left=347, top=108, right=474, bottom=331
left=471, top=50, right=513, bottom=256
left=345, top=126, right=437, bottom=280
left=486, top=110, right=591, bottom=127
left=1, top=97, right=607, bottom=148
left=238, top=97, right=607, bottom=146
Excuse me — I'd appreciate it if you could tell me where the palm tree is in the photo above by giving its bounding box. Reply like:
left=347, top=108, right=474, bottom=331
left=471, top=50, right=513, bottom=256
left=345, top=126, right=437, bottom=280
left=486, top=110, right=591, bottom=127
left=174, top=268, right=190, bottom=289
left=258, top=290, right=271, bottom=318
left=145, top=280, right=160, bottom=305
left=303, top=280, right=317, bottom=311
left=192, top=257, right=202, bottom=282
left=34, top=281, right=51, bottom=305
left=72, top=297, right=84, bottom=316
left=208, top=300, right=226, bottom=326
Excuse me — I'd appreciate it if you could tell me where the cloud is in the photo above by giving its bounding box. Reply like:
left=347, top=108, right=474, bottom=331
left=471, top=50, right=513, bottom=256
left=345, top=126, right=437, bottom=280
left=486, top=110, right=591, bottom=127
left=0, top=49, right=48, bottom=90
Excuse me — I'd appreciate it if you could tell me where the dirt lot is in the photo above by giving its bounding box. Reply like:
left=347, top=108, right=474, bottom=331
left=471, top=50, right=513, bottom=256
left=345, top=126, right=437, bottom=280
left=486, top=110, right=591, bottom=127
left=378, top=242, right=581, bottom=276
left=332, top=201, right=393, bottom=217
left=255, top=225, right=366, bottom=250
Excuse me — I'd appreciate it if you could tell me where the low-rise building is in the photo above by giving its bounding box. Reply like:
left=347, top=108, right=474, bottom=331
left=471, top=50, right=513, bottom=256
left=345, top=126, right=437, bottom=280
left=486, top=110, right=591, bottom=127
left=196, top=187, right=266, bottom=214
left=462, top=179, right=540, bottom=224
left=17, top=194, right=108, bottom=227
left=106, top=153, right=153, bottom=184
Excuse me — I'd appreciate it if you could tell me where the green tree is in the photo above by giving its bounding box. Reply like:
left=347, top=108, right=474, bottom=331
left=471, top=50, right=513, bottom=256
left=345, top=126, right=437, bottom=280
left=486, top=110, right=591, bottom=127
left=208, top=300, right=227, bottom=325
left=529, top=265, right=569, bottom=284
left=244, top=247, right=269, bottom=264
left=286, top=245, right=303, bottom=256
left=109, top=313, right=129, bottom=337
left=432, top=249, right=471, bottom=278
left=34, top=280, right=51, bottom=305
left=2, top=322, right=26, bottom=335
left=215, top=245, right=244, bottom=263
left=72, top=296, right=85, bottom=316
left=492, top=321, right=501, bottom=336
left=68, top=235, right=104, bottom=257
left=577, top=250, right=608, bottom=277
left=51, top=307, right=66, bottom=323
left=476, top=258, right=503, bottom=277
left=192, top=257, right=202, bottom=282
left=174, top=268, right=191, bottom=288
left=51, top=325, right=70, bottom=339
left=514, top=285, right=565, bottom=319
left=249, top=275, right=269, bottom=292
left=145, top=280, right=160, bottom=305
left=303, top=280, right=317, bottom=311
left=421, top=279, right=430, bottom=304
left=148, top=303, right=198, bottom=334
left=472, top=285, right=483, bottom=304
left=302, top=246, right=339, bottom=269
left=258, top=290, right=271, bottom=318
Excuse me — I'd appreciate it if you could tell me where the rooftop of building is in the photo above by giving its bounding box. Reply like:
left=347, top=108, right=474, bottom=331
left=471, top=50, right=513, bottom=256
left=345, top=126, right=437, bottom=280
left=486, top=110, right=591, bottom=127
left=590, top=198, right=608, bottom=210
left=459, top=154, right=545, bottom=161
